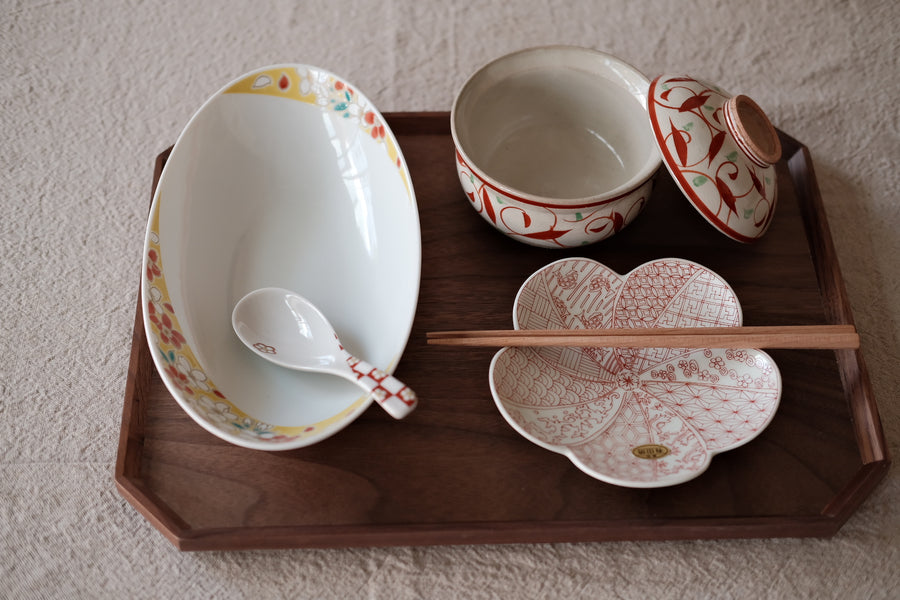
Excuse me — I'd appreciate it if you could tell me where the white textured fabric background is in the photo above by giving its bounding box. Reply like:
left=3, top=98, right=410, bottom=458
left=2, top=0, right=898, bottom=598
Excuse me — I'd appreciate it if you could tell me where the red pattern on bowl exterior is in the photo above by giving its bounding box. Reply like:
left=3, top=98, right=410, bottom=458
left=455, top=150, right=653, bottom=248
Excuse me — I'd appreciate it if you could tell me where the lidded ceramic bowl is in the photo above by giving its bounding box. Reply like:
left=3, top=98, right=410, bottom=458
left=451, top=46, right=662, bottom=248
left=452, top=46, right=783, bottom=247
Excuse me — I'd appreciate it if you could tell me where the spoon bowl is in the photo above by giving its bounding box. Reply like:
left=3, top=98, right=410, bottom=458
left=232, top=288, right=418, bottom=420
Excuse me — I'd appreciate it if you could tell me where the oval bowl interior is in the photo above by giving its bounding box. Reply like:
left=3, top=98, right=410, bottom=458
left=141, top=65, right=421, bottom=450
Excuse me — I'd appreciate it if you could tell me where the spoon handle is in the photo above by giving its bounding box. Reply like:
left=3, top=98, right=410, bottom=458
left=345, top=354, right=418, bottom=419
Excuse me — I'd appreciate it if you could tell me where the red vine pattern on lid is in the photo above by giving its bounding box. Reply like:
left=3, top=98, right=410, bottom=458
left=490, top=258, right=781, bottom=487
left=648, top=76, right=777, bottom=243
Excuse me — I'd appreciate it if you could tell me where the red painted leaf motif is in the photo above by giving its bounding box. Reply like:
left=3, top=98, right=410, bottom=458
left=716, top=177, right=738, bottom=215
left=749, top=169, right=765, bottom=196
left=660, top=88, right=672, bottom=101
left=523, top=228, right=570, bottom=241
left=589, top=212, right=624, bottom=234
left=278, top=74, right=289, bottom=90
left=522, top=212, right=532, bottom=228
left=678, top=94, right=709, bottom=112
left=670, top=119, right=689, bottom=166
left=481, top=187, right=497, bottom=224
left=708, top=130, right=726, bottom=166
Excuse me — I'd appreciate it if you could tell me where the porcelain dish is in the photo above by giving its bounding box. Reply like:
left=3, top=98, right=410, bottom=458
left=451, top=46, right=662, bottom=248
left=141, top=64, right=421, bottom=450
left=489, top=257, right=782, bottom=487
left=648, top=76, right=781, bottom=242
left=452, top=46, right=783, bottom=247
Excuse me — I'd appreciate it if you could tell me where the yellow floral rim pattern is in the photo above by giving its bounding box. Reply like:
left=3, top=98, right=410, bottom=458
left=224, top=66, right=411, bottom=197
left=146, top=204, right=368, bottom=444
left=144, top=65, right=417, bottom=445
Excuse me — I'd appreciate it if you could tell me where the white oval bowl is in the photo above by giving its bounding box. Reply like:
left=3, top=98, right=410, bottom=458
left=141, top=65, right=421, bottom=450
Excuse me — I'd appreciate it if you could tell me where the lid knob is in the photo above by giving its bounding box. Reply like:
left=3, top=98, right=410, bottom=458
left=723, top=95, right=782, bottom=167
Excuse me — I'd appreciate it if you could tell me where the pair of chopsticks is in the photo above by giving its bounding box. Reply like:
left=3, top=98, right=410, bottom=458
left=426, top=324, right=859, bottom=349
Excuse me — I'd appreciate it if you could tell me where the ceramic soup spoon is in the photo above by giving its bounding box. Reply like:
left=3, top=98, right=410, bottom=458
left=232, top=287, right=417, bottom=419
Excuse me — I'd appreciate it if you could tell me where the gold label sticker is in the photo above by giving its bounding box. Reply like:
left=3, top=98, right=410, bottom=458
left=632, top=444, right=670, bottom=459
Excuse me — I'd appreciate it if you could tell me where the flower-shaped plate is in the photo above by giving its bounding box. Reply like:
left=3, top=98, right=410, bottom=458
left=489, top=258, right=782, bottom=487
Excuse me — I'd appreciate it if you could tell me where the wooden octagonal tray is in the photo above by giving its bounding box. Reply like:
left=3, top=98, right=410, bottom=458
left=115, top=112, right=889, bottom=551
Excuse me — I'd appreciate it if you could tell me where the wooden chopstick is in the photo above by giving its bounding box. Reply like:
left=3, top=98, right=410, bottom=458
left=426, top=325, right=859, bottom=349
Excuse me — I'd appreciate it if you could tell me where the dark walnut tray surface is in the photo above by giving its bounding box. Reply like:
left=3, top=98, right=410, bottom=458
left=115, top=112, right=889, bottom=551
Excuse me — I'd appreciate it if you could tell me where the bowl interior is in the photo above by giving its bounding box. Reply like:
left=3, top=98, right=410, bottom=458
left=143, top=66, right=420, bottom=449
left=453, top=47, right=658, bottom=201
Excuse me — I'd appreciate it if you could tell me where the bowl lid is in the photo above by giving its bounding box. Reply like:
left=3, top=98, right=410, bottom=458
left=647, top=74, right=781, bottom=243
